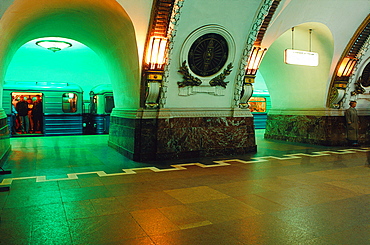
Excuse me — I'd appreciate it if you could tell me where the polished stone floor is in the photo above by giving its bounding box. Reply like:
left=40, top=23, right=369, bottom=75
left=0, top=130, right=370, bottom=244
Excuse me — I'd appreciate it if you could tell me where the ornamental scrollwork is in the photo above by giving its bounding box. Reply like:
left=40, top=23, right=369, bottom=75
left=177, top=61, right=202, bottom=88
left=233, top=0, right=274, bottom=107
left=209, top=63, right=233, bottom=88
left=178, top=61, right=233, bottom=88
left=351, top=79, right=366, bottom=96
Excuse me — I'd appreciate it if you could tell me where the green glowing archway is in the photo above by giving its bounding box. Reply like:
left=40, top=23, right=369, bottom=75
left=0, top=0, right=140, bottom=109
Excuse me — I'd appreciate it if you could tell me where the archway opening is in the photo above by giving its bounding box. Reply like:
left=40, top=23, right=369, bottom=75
left=5, top=37, right=111, bottom=103
left=259, top=22, right=334, bottom=112
left=4, top=37, right=112, bottom=136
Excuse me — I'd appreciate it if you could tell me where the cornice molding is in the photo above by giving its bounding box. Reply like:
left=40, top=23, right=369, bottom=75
left=111, top=107, right=253, bottom=119
left=233, top=0, right=274, bottom=107
left=160, top=0, right=185, bottom=108
left=267, top=108, right=370, bottom=116
left=341, top=36, right=370, bottom=108
left=328, top=14, right=370, bottom=108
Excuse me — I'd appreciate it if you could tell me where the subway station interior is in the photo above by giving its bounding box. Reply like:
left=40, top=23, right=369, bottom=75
left=0, top=0, right=370, bottom=244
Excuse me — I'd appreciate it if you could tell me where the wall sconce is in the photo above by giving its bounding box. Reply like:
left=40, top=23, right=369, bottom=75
left=337, top=57, right=358, bottom=79
left=36, top=40, right=72, bottom=52
left=144, top=36, right=167, bottom=108
left=240, top=46, right=267, bottom=108
left=329, top=57, right=357, bottom=108
left=245, top=46, right=267, bottom=76
left=145, top=36, right=167, bottom=71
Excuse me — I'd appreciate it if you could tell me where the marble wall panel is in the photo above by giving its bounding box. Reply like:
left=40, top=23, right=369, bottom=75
left=156, top=127, right=202, bottom=154
left=265, top=115, right=370, bottom=146
left=108, top=117, right=136, bottom=159
left=157, top=117, right=203, bottom=129
left=109, top=116, right=256, bottom=161
left=0, top=117, right=11, bottom=167
left=200, top=117, right=250, bottom=128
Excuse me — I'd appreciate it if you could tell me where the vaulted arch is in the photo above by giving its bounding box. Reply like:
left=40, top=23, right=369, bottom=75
left=260, top=22, right=334, bottom=111
left=0, top=0, right=140, bottom=109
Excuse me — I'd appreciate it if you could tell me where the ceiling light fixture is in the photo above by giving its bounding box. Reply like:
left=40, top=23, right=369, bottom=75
left=36, top=40, right=72, bottom=52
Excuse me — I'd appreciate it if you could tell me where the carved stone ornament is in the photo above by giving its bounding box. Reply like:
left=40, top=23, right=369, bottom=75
left=239, top=83, right=254, bottom=108
left=209, top=63, right=233, bottom=88
left=145, top=81, right=161, bottom=108
left=351, top=80, right=366, bottom=96
left=329, top=87, right=345, bottom=109
left=178, top=85, right=226, bottom=96
left=188, top=33, right=229, bottom=77
left=233, top=0, right=274, bottom=107
left=177, top=61, right=202, bottom=88
left=177, top=61, right=233, bottom=89
left=360, top=62, right=370, bottom=87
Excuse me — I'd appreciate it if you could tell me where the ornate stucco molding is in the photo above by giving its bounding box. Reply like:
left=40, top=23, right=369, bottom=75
left=233, top=0, right=274, bottom=108
left=176, top=25, right=235, bottom=96
left=329, top=15, right=370, bottom=108
left=159, top=0, right=185, bottom=108
left=111, top=107, right=253, bottom=119
left=341, top=35, right=370, bottom=107
left=176, top=61, right=233, bottom=95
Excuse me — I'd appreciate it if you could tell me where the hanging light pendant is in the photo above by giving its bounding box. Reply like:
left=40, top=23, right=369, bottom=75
left=36, top=40, right=72, bottom=52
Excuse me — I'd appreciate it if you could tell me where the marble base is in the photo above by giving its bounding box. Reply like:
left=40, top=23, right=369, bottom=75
left=0, top=117, right=11, bottom=168
left=265, top=114, right=370, bottom=146
left=109, top=116, right=256, bottom=161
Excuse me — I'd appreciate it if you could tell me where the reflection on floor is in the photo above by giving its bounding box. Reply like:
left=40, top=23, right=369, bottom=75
left=0, top=130, right=370, bottom=244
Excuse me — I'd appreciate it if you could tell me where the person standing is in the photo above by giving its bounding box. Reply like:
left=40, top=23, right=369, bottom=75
left=32, top=95, right=43, bottom=133
left=10, top=104, right=17, bottom=134
left=345, top=101, right=359, bottom=146
left=16, top=96, right=29, bottom=134
left=27, top=97, right=34, bottom=133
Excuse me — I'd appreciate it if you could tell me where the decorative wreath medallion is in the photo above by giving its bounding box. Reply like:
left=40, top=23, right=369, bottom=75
left=177, top=61, right=233, bottom=88
left=188, top=33, right=229, bottom=77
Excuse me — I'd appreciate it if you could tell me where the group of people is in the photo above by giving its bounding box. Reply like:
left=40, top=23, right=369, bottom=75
left=11, top=95, right=43, bottom=134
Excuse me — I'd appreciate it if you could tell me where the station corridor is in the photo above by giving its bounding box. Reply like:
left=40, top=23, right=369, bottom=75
left=0, top=130, right=370, bottom=244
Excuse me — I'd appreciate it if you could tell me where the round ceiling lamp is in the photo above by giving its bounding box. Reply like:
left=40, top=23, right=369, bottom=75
left=35, top=40, right=72, bottom=52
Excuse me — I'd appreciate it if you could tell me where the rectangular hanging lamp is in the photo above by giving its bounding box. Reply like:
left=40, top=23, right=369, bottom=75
left=284, top=49, right=319, bottom=67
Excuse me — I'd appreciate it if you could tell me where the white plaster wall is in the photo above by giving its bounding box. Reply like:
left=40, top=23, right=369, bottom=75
left=259, top=22, right=334, bottom=111
left=116, top=0, right=153, bottom=66
left=262, top=0, right=370, bottom=98
left=0, top=0, right=14, bottom=17
left=164, top=0, right=264, bottom=108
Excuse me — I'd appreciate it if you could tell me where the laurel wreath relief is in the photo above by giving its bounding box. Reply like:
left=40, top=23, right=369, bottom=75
left=177, top=61, right=233, bottom=88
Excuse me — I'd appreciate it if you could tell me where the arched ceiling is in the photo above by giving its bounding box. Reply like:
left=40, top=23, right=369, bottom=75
left=0, top=0, right=140, bottom=109
left=5, top=37, right=110, bottom=101
left=260, top=22, right=334, bottom=111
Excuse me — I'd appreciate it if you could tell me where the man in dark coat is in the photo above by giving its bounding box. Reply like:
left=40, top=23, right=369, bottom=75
left=32, top=95, right=43, bottom=133
left=16, top=96, right=29, bottom=133
left=345, top=101, right=359, bottom=146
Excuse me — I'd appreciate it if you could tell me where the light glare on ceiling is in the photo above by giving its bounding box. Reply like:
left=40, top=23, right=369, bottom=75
left=36, top=40, right=72, bottom=52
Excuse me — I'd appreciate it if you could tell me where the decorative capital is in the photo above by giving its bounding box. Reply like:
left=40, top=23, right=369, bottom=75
left=244, top=75, right=256, bottom=84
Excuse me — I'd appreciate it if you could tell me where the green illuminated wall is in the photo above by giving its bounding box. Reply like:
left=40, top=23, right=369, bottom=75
left=0, top=0, right=140, bottom=109
left=5, top=39, right=110, bottom=101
